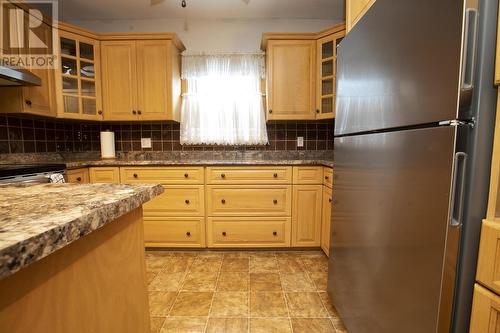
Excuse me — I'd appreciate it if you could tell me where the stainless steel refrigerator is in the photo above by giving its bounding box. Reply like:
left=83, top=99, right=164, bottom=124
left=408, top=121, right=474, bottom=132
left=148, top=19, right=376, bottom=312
left=327, top=0, right=498, bottom=332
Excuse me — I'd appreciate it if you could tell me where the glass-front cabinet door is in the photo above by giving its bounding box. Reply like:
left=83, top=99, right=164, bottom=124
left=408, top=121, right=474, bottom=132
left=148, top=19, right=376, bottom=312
left=316, top=33, right=344, bottom=120
left=55, top=30, right=102, bottom=120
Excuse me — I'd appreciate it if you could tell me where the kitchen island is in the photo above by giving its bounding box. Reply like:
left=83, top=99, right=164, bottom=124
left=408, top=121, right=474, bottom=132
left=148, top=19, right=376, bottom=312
left=0, top=183, right=163, bottom=333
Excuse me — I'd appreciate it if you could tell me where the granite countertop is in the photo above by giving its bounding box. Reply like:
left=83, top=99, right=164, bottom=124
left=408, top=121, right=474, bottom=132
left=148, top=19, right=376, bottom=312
left=0, top=183, right=163, bottom=280
left=65, top=159, right=334, bottom=169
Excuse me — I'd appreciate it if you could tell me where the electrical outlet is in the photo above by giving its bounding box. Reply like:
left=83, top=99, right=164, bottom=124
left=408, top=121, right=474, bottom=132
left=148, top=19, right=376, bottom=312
left=141, top=138, right=152, bottom=148
left=297, top=136, right=304, bottom=147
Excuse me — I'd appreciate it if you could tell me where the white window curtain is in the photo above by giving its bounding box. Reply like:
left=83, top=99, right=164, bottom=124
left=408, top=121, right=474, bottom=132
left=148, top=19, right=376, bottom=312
left=180, top=53, right=268, bottom=145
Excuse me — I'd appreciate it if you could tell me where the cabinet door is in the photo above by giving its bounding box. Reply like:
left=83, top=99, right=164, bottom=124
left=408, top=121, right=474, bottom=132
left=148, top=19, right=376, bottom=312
left=267, top=40, right=316, bottom=120
left=346, top=0, right=376, bottom=32
left=67, top=168, right=90, bottom=184
left=101, top=41, right=138, bottom=120
left=292, top=185, right=323, bottom=246
left=89, top=167, right=120, bottom=183
left=321, top=186, right=332, bottom=256
left=136, top=40, right=169, bottom=120
left=470, top=283, right=500, bottom=332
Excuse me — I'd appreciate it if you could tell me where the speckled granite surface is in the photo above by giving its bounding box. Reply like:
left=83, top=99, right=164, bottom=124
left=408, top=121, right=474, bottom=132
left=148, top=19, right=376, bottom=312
left=0, top=183, right=163, bottom=280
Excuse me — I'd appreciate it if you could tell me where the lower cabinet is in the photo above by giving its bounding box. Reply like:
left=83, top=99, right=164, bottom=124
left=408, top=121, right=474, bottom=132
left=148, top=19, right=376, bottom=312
left=470, top=283, right=500, bottom=332
left=321, top=186, right=332, bottom=256
left=89, top=167, right=121, bottom=183
left=292, top=185, right=323, bottom=247
left=207, top=217, right=291, bottom=248
left=143, top=186, right=204, bottom=217
left=143, top=217, right=206, bottom=248
left=66, top=168, right=90, bottom=184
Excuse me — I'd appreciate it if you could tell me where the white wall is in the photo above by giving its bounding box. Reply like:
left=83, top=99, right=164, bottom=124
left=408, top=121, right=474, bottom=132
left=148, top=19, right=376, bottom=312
left=68, top=18, right=340, bottom=53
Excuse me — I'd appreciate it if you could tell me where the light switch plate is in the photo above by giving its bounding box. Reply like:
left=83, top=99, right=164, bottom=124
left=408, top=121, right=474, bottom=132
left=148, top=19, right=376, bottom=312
left=297, top=136, right=304, bottom=147
left=141, top=138, right=152, bottom=148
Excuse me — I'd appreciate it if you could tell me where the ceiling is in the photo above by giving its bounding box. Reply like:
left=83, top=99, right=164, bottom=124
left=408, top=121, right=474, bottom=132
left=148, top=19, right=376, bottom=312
left=59, top=0, right=343, bottom=21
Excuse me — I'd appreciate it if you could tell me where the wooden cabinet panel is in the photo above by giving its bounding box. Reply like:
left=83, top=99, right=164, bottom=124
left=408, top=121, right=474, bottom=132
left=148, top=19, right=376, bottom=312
left=206, top=166, right=292, bottom=184
left=66, top=168, right=90, bottom=184
left=120, top=167, right=204, bottom=184
left=496, top=2, right=500, bottom=85
left=321, top=186, right=332, bottom=256
left=293, top=166, right=324, bottom=184
left=323, top=167, right=333, bottom=188
left=346, top=0, right=376, bottom=33
left=206, top=185, right=292, bottom=216
left=470, top=283, right=500, bottom=333
left=136, top=40, right=170, bottom=120
left=144, top=217, right=205, bottom=248
left=266, top=40, right=316, bottom=120
left=477, top=220, right=500, bottom=294
left=207, top=217, right=291, bottom=247
left=292, top=185, right=323, bottom=247
left=89, top=167, right=120, bottom=183
left=143, top=185, right=204, bottom=217
left=101, top=41, right=138, bottom=120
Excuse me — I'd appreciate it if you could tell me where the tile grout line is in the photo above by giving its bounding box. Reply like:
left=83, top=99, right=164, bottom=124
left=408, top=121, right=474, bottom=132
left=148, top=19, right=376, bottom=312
left=274, top=252, right=294, bottom=333
left=203, top=254, right=223, bottom=333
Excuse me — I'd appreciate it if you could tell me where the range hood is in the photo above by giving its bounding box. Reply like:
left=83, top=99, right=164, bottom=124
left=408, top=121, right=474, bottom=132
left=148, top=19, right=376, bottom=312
left=0, top=65, right=41, bottom=86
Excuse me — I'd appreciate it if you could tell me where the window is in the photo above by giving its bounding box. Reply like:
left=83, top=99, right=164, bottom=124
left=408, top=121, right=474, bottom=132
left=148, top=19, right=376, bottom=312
left=180, top=54, right=268, bottom=145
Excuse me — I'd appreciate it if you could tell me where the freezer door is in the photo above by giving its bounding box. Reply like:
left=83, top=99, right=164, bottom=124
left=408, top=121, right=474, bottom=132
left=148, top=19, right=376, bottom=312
left=335, top=0, right=464, bottom=136
left=328, top=126, right=462, bottom=333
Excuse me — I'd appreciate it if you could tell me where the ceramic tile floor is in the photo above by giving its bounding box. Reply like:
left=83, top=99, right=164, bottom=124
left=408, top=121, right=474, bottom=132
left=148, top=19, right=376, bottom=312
left=145, top=250, right=348, bottom=333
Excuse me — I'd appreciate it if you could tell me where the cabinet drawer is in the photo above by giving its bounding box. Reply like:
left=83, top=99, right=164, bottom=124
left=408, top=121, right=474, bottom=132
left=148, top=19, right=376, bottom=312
left=144, top=217, right=205, bottom=248
left=293, top=166, right=324, bottom=184
left=470, top=283, right=500, bottom=332
left=207, top=217, right=291, bottom=247
left=206, top=166, right=292, bottom=184
left=89, top=167, right=120, bottom=183
left=477, top=220, right=500, bottom=294
left=120, top=167, right=204, bottom=184
left=143, top=185, right=204, bottom=217
left=323, top=167, right=333, bottom=188
left=206, top=185, right=291, bottom=216
left=66, top=168, right=89, bottom=184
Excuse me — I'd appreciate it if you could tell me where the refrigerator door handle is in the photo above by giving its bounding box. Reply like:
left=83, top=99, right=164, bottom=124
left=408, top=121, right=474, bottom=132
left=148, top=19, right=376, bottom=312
left=460, top=8, right=478, bottom=91
left=449, top=152, right=468, bottom=227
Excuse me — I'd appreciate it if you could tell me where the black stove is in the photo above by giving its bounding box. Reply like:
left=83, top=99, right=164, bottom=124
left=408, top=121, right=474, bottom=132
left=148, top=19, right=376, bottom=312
left=0, top=164, right=66, bottom=180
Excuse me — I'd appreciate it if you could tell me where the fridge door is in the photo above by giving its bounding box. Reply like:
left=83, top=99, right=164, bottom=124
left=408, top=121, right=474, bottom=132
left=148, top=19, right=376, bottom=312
left=328, top=126, right=463, bottom=333
left=335, top=0, right=464, bottom=136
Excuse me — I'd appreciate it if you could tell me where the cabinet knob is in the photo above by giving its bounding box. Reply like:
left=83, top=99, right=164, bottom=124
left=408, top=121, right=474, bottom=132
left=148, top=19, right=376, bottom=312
left=97, top=110, right=103, bottom=115
left=221, top=173, right=226, bottom=178
left=137, top=110, right=142, bottom=115
left=185, top=199, right=190, bottom=204
left=133, top=173, right=138, bottom=178
left=273, top=173, right=278, bottom=178
left=222, top=231, right=227, bottom=236
left=132, top=110, right=137, bottom=115
left=316, top=109, right=320, bottom=113
left=329, top=198, right=332, bottom=203
left=25, top=99, right=32, bottom=106
left=325, top=176, right=329, bottom=180
left=273, top=231, right=277, bottom=236
left=221, top=199, right=226, bottom=204
left=269, top=109, right=273, bottom=114
left=184, top=173, right=189, bottom=178
left=76, top=177, right=82, bottom=182
left=273, top=199, right=278, bottom=204
left=186, top=231, right=191, bottom=237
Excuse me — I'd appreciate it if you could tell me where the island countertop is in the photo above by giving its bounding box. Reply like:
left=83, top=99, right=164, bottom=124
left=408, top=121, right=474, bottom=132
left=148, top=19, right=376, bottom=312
left=0, top=183, right=163, bottom=280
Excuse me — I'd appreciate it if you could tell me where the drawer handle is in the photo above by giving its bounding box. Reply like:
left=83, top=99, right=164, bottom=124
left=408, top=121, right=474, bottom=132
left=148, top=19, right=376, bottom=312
left=186, top=231, right=191, bottom=237
left=184, top=173, right=189, bottom=178
left=132, top=110, right=137, bottom=115
left=273, top=231, right=277, bottom=236
left=273, top=173, right=278, bottom=178
left=329, top=198, right=332, bottom=203
left=221, top=173, right=226, bottom=178
left=133, top=173, right=138, bottom=178
left=185, top=199, right=190, bottom=204
left=325, top=176, right=329, bottom=180
left=76, top=177, right=82, bottom=182
left=222, top=231, right=227, bottom=236
left=273, top=199, right=278, bottom=204
left=221, top=199, right=226, bottom=204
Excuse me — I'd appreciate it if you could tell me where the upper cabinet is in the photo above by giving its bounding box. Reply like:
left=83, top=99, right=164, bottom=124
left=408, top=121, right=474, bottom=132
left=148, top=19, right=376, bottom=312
left=346, top=0, right=376, bottom=33
left=55, top=25, right=103, bottom=120
left=261, top=23, right=346, bottom=121
left=100, top=36, right=184, bottom=121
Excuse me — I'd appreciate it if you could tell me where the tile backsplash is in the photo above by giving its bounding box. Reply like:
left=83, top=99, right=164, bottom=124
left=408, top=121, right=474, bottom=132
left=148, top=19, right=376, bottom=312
left=0, top=114, right=334, bottom=154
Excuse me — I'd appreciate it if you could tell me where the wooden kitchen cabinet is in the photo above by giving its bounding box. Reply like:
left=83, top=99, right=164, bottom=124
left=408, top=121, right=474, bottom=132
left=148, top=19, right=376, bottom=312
left=143, top=217, right=206, bottom=248
left=293, top=166, right=324, bottom=184
left=346, top=0, right=376, bottom=33
left=321, top=186, right=332, bottom=256
left=101, top=37, right=183, bottom=121
left=264, top=40, right=316, bottom=120
left=470, top=283, right=500, bottom=332
left=55, top=25, right=103, bottom=120
left=66, top=168, right=90, bottom=184
left=476, top=220, right=500, bottom=295
left=292, top=185, right=323, bottom=247
left=89, top=167, right=120, bottom=183
left=497, top=2, right=500, bottom=85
